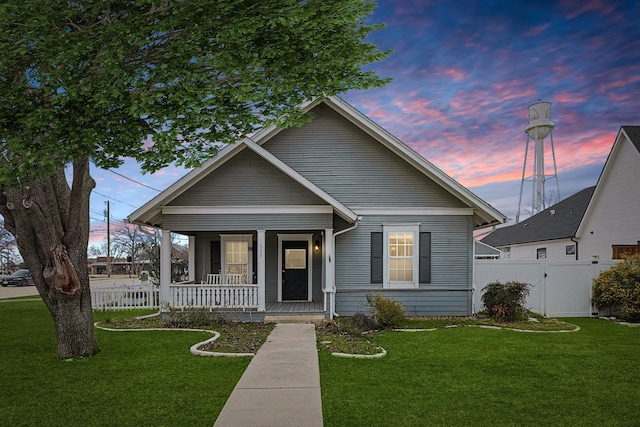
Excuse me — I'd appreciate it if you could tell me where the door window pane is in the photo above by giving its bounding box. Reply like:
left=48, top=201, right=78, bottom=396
left=285, top=249, right=306, bottom=269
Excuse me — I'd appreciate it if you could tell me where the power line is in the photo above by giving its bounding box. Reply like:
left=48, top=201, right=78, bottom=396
left=92, top=191, right=139, bottom=209
left=99, top=166, right=162, bottom=192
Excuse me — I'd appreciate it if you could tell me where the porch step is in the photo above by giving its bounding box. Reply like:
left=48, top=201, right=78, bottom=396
left=263, top=314, right=326, bottom=324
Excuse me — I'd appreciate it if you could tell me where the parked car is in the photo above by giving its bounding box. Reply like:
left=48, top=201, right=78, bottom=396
left=1, top=269, right=34, bottom=287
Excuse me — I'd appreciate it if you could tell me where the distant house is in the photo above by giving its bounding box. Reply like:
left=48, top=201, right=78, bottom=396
left=481, top=125, right=640, bottom=261
left=575, top=126, right=640, bottom=260
left=128, top=96, right=504, bottom=318
left=480, top=186, right=595, bottom=260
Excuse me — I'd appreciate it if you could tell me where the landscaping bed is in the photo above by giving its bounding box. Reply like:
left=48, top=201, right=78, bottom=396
left=317, top=313, right=578, bottom=356
left=97, top=313, right=274, bottom=354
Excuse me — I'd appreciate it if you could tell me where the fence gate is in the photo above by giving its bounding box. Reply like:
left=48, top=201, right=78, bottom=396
left=474, top=259, right=618, bottom=317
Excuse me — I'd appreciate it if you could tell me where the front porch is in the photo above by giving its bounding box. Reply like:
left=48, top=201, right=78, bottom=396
left=156, top=227, right=338, bottom=318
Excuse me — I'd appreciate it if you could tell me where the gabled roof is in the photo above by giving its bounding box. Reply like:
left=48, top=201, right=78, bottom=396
left=623, top=125, right=640, bottom=153
left=129, top=96, right=506, bottom=229
left=574, top=125, right=640, bottom=237
left=481, top=186, right=596, bottom=247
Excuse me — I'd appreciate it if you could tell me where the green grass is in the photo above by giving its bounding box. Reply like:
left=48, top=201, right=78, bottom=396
left=5, top=301, right=640, bottom=426
left=0, top=301, right=250, bottom=427
left=320, top=318, right=640, bottom=426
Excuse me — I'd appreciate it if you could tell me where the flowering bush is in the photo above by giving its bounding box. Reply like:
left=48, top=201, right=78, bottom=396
left=481, top=281, right=530, bottom=322
left=592, top=254, right=640, bottom=321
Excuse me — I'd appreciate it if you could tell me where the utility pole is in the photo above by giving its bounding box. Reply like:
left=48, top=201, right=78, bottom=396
left=105, top=201, right=111, bottom=277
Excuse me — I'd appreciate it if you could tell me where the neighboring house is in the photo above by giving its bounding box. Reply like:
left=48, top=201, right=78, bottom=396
left=575, top=126, right=640, bottom=260
left=481, top=125, right=640, bottom=261
left=128, top=96, right=505, bottom=318
left=480, top=186, right=595, bottom=260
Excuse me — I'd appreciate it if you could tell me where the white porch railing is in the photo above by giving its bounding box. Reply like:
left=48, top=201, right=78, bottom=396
left=170, top=284, right=258, bottom=309
left=91, top=275, right=258, bottom=311
left=202, top=273, right=246, bottom=285
left=91, top=282, right=159, bottom=311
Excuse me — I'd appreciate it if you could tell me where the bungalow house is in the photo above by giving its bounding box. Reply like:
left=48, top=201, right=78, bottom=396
left=128, top=96, right=505, bottom=319
left=481, top=125, right=640, bottom=261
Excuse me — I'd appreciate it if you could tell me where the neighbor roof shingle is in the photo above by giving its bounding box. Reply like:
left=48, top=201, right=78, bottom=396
left=480, top=186, right=596, bottom=247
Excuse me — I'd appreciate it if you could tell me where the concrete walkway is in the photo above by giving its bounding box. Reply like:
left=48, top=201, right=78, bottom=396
left=213, top=323, right=323, bottom=427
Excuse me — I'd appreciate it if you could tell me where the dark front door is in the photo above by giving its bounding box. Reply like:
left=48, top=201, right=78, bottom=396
left=282, top=241, right=308, bottom=301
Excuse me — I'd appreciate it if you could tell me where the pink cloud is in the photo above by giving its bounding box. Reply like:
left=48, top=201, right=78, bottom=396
left=562, top=0, right=616, bottom=19
left=523, top=23, right=550, bottom=37
left=553, top=92, right=588, bottom=104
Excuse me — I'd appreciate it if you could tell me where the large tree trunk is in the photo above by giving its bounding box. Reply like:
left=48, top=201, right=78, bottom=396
left=0, top=157, right=98, bottom=359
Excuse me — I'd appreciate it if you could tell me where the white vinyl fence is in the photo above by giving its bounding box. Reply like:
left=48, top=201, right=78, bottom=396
left=91, top=282, right=159, bottom=311
left=474, top=259, right=619, bottom=317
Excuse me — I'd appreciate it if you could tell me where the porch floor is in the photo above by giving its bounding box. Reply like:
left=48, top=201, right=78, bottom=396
left=265, top=301, right=324, bottom=313
left=222, top=301, right=325, bottom=322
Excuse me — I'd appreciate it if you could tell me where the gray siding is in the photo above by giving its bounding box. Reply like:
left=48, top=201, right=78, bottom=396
left=170, top=148, right=326, bottom=206
left=164, top=213, right=332, bottom=233
left=193, top=231, right=323, bottom=303
left=333, top=215, right=473, bottom=315
left=335, top=289, right=471, bottom=317
left=263, top=104, right=467, bottom=208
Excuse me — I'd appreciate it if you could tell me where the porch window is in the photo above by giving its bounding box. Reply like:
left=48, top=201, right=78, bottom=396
left=221, top=235, right=253, bottom=283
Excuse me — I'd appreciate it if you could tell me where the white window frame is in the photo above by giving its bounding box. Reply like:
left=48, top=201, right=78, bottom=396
left=383, top=224, right=419, bottom=289
left=220, top=234, right=253, bottom=283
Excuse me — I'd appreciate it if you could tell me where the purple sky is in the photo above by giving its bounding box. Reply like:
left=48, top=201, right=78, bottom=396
left=88, top=0, right=640, bottom=246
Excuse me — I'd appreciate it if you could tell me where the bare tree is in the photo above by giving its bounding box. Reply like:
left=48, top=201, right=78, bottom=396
left=111, top=223, right=146, bottom=276
left=0, top=221, right=19, bottom=274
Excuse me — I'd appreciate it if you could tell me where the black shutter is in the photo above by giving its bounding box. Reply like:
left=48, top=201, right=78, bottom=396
left=419, top=232, right=431, bottom=283
left=371, top=232, right=383, bottom=284
left=211, top=241, right=221, bottom=274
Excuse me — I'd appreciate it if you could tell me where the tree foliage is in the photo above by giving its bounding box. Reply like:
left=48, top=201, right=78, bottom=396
left=0, top=0, right=390, bottom=184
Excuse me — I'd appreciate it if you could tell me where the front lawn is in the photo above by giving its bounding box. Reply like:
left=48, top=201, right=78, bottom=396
left=319, top=317, right=640, bottom=426
left=0, top=301, right=251, bottom=426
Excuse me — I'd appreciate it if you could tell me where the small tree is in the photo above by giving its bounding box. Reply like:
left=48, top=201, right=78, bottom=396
left=481, top=281, right=530, bottom=322
left=592, top=254, right=640, bottom=321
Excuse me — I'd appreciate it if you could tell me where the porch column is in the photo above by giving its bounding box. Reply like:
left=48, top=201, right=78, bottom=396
left=160, top=229, right=172, bottom=312
left=188, top=236, right=196, bottom=282
left=324, top=228, right=334, bottom=317
left=257, top=230, right=266, bottom=311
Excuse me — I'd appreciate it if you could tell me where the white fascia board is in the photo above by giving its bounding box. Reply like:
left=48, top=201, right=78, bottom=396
left=162, top=205, right=334, bottom=215
left=323, top=96, right=506, bottom=227
left=242, top=137, right=358, bottom=223
left=352, top=207, right=474, bottom=216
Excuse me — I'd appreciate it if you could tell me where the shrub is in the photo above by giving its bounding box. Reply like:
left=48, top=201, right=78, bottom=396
left=331, top=312, right=377, bottom=336
left=481, top=281, right=530, bottom=322
left=592, top=254, right=640, bottom=321
left=366, top=293, right=406, bottom=328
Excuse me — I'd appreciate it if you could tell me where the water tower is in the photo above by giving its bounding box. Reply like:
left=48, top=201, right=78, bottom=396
left=516, top=101, right=560, bottom=223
